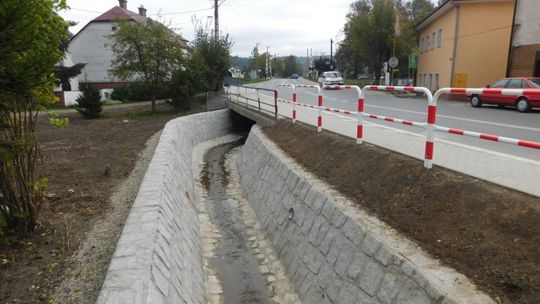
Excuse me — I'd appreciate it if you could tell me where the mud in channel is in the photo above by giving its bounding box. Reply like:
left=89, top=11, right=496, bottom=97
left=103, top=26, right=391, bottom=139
left=202, top=140, right=273, bottom=304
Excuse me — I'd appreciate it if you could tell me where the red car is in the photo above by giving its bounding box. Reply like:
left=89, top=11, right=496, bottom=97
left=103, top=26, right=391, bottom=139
left=469, top=77, right=540, bottom=112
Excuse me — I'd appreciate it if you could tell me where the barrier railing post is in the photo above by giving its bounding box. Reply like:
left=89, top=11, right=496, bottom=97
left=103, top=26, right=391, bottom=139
left=362, top=85, right=434, bottom=168
left=425, top=96, right=436, bottom=169
left=274, top=90, right=278, bottom=120
left=317, top=92, right=323, bottom=132
left=276, top=84, right=295, bottom=122
left=292, top=90, right=297, bottom=123
left=257, top=89, right=261, bottom=111
left=356, top=88, right=364, bottom=144
left=245, top=87, right=248, bottom=108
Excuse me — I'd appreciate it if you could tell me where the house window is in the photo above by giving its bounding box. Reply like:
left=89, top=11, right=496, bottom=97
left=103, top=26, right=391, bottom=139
left=437, top=29, right=443, bottom=48
left=431, top=32, right=436, bottom=50
left=434, top=73, right=439, bottom=91
left=420, top=38, right=424, bottom=52
left=426, top=35, right=430, bottom=50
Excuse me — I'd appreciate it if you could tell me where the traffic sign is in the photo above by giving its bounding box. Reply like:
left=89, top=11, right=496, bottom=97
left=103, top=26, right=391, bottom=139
left=389, top=57, right=399, bottom=68
left=408, top=54, right=417, bottom=69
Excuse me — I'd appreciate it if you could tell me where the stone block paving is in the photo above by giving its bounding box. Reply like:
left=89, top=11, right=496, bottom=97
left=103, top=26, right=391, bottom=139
left=236, top=126, right=495, bottom=304
left=193, top=138, right=300, bottom=304
left=97, top=110, right=232, bottom=304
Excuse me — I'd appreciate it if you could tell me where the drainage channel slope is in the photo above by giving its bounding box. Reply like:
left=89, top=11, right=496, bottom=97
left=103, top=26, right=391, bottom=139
left=199, top=139, right=300, bottom=304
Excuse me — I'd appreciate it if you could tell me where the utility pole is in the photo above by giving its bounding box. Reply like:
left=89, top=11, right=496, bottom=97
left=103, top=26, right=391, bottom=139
left=214, top=0, right=219, bottom=39
left=330, top=39, right=334, bottom=71
left=266, top=46, right=271, bottom=78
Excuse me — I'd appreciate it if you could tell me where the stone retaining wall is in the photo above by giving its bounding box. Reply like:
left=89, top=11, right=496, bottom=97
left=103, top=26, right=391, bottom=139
left=237, top=126, right=494, bottom=304
left=96, top=109, right=232, bottom=304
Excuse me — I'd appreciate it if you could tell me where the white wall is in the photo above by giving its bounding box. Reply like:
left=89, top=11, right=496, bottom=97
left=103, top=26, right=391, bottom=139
left=513, top=0, right=540, bottom=46
left=68, top=22, right=119, bottom=83
left=64, top=91, right=82, bottom=106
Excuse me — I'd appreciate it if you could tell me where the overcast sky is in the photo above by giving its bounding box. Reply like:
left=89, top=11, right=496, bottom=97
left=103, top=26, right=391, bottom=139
left=60, top=0, right=359, bottom=57
left=60, top=0, right=435, bottom=58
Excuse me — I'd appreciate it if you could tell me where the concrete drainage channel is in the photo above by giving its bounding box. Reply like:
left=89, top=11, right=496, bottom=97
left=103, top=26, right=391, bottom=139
left=96, top=109, right=495, bottom=304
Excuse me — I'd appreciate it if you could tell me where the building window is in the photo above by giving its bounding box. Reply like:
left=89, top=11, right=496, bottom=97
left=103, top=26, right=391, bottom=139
left=431, top=32, right=436, bottom=50
left=437, top=29, right=442, bottom=48
left=420, top=38, right=424, bottom=52
left=434, top=73, right=439, bottom=91
left=426, top=35, right=430, bottom=50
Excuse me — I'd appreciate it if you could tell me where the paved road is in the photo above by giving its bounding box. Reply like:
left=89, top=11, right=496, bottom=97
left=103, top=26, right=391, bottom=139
left=247, top=78, right=540, bottom=162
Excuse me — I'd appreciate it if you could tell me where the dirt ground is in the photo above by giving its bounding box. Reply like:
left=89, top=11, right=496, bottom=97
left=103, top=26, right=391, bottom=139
left=264, top=120, right=540, bottom=304
left=0, top=102, right=206, bottom=303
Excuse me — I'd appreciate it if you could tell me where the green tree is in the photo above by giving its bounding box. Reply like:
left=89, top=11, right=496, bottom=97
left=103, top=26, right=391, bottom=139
left=406, top=0, right=436, bottom=24
left=249, top=45, right=266, bottom=78
left=337, top=0, right=434, bottom=81
left=110, top=19, right=185, bottom=112
left=271, top=57, right=286, bottom=78
left=168, top=53, right=207, bottom=110
left=76, top=85, right=103, bottom=119
left=0, top=0, right=69, bottom=232
left=284, top=55, right=300, bottom=77
left=191, top=26, right=232, bottom=91
left=55, top=63, right=86, bottom=91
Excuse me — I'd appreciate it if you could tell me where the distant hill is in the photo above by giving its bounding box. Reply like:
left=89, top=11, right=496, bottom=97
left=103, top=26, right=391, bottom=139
left=230, top=56, right=251, bottom=70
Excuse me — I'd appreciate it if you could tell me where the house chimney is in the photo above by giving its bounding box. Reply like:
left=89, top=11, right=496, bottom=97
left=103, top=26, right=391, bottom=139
left=119, top=0, right=127, bottom=9
left=138, top=5, right=147, bottom=17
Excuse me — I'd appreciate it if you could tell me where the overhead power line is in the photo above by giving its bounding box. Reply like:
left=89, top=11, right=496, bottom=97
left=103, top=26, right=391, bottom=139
left=154, top=7, right=213, bottom=16
left=69, top=6, right=213, bottom=16
left=222, top=0, right=264, bottom=13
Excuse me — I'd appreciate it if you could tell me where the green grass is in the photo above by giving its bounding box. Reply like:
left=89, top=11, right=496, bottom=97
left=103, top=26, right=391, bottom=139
left=123, top=111, right=156, bottom=120
left=45, top=103, right=77, bottom=110
left=242, top=78, right=269, bottom=85
left=344, top=79, right=373, bottom=87
left=102, top=100, right=123, bottom=106
left=118, top=155, right=130, bottom=162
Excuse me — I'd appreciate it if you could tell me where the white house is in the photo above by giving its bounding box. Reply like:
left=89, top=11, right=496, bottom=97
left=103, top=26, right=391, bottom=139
left=67, top=0, right=189, bottom=90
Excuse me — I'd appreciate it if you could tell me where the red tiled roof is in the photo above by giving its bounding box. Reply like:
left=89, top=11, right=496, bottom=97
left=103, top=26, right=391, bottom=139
left=92, top=6, right=145, bottom=23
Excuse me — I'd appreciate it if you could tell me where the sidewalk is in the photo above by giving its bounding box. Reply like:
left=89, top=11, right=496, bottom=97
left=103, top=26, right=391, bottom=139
left=232, top=90, right=540, bottom=197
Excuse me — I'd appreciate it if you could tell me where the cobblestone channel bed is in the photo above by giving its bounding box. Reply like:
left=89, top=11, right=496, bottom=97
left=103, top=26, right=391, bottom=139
left=194, top=138, right=300, bottom=304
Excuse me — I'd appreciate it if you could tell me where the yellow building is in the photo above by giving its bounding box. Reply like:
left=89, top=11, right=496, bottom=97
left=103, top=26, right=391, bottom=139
left=415, top=0, right=516, bottom=90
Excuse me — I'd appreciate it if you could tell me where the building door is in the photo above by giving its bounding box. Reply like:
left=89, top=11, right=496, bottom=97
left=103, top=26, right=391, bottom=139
left=534, top=52, right=540, bottom=77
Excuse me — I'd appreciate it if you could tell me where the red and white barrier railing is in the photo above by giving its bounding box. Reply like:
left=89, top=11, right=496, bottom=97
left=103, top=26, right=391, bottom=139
left=323, top=85, right=364, bottom=143
left=362, top=85, right=435, bottom=169
left=296, top=84, right=324, bottom=132
left=433, top=88, right=540, bottom=151
left=443, top=87, right=540, bottom=96
left=434, top=126, right=540, bottom=149
left=364, top=114, right=426, bottom=128
left=277, top=84, right=296, bottom=122
left=265, top=84, right=540, bottom=171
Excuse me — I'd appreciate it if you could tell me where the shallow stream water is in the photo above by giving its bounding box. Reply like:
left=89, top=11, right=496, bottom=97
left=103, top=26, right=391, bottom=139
left=202, top=141, right=273, bottom=304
